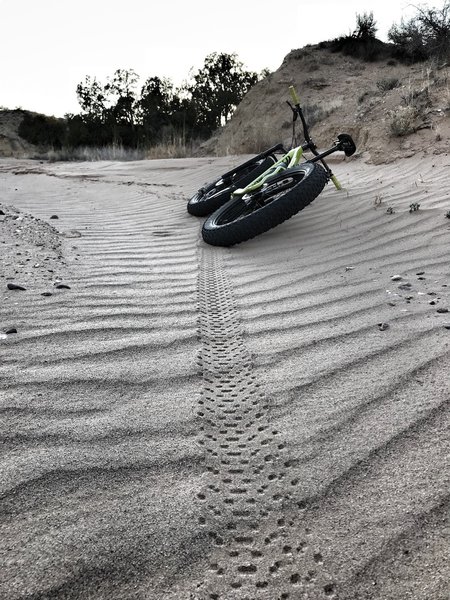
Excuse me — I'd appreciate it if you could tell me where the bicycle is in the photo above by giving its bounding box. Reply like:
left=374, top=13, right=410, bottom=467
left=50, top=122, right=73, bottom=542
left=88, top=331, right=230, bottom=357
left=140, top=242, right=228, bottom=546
left=187, top=86, right=356, bottom=247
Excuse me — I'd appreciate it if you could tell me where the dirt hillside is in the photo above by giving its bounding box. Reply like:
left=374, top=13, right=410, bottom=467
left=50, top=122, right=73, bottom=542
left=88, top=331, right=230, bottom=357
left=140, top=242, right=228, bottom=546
left=201, top=45, right=450, bottom=164
left=2, top=46, right=450, bottom=164
left=0, top=111, right=36, bottom=158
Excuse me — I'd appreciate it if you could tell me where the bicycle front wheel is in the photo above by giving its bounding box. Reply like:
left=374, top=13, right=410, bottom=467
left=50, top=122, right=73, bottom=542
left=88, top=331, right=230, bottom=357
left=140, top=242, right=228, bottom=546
left=187, top=156, right=276, bottom=217
left=202, top=162, right=328, bottom=247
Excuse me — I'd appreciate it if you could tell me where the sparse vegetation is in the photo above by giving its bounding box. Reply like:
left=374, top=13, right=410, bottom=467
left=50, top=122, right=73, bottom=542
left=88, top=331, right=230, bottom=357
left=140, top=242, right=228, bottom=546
left=320, top=2, right=450, bottom=64
left=389, top=106, right=419, bottom=136
left=358, top=91, right=371, bottom=103
left=376, top=78, right=400, bottom=91
left=389, top=1, right=450, bottom=62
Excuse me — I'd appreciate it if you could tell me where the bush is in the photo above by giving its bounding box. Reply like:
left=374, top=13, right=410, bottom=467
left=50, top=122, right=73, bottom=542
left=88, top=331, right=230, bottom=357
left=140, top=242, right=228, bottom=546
left=389, top=106, right=418, bottom=136
left=376, top=78, right=400, bottom=91
left=319, top=11, right=396, bottom=62
left=18, top=113, right=67, bottom=148
left=389, top=1, right=450, bottom=62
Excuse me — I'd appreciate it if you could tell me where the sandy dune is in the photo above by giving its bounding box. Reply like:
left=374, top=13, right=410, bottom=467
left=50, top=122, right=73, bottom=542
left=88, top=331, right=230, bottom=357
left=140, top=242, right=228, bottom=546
left=0, top=154, right=449, bottom=600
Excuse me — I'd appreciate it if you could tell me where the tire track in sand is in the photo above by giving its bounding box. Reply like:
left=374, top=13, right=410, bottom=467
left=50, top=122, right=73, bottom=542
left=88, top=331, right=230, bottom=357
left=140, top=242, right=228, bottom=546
left=195, top=247, right=336, bottom=600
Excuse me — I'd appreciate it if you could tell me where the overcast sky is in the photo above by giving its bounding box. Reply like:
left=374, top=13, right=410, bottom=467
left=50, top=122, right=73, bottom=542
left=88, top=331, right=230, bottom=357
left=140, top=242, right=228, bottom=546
left=0, top=0, right=440, bottom=117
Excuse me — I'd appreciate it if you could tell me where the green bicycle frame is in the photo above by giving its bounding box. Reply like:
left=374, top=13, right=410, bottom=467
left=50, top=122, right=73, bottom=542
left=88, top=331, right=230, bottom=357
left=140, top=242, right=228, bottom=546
left=232, top=85, right=345, bottom=199
left=233, top=146, right=304, bottom=197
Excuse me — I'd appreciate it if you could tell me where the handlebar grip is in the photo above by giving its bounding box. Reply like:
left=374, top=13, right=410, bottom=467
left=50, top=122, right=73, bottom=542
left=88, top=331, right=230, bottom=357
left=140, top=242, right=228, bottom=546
left=289, top=85, right=300, bottom=106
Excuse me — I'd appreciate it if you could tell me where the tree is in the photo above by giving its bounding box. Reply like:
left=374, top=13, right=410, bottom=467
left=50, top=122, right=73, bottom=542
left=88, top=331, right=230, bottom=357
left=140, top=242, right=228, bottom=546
left=354, top=11, right=378, bottom=39
left=105, top=69, right=139, bottom=127
left=76, top=76, right=107, bottom=122
left=389, top=1, right=450, bottom=61
left=138, top=76, right=173, bottom=142
left=185, top=52, right=258, bottom=135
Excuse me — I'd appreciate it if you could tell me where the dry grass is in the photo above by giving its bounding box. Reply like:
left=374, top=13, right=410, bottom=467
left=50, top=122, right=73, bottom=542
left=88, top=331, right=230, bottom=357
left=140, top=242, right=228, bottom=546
left=389, top=106, right=419, bottom=136
left=32, top=138, right=201, bottom=162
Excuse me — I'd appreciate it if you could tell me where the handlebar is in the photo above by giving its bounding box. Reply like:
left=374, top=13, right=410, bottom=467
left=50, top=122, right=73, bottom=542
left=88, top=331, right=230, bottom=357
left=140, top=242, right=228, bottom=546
left=289, top=85, right=301, bottom=106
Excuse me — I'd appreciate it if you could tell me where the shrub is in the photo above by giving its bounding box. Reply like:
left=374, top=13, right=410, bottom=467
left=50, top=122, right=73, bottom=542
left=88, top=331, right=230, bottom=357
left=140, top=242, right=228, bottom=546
left=320, top=11, right=395, bottom=62
left=389, top=106, right=418, bottom=136
left=376, top=78, right=400, bottom=91
left=389, top=1, right=450, bottom=62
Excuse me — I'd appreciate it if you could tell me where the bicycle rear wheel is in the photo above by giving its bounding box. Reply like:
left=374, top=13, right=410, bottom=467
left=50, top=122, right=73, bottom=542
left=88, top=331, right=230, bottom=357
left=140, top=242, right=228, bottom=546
left=187, top=156, right=276, bottom=217
left=202, top=162, right=328, bottom=247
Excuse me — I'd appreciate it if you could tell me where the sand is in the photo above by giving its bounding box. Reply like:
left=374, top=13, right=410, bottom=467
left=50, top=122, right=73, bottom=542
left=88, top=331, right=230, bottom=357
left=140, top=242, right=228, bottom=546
left=0, top=154, right=449, bottom=600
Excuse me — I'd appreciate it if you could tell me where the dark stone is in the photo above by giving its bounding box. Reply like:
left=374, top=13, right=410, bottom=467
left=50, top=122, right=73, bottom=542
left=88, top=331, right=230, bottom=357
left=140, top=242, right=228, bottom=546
left=55, top=284, right=71, bottom=289
left=50, top=215, right=59, bottom=219
left=437, top=308, right=449, bottom=313
left=398, top=283, right=412, bottom=290
left=378, top=322, right=390, bottom=331
left=416, top=271, right=425, bottom=275
left=7, top=283, right=26, bottom=290
left=0, top=209, right=5, bottom=216
left=5, top=327, right=17, bottom=334
left=41, top=292, right=53, bottom=297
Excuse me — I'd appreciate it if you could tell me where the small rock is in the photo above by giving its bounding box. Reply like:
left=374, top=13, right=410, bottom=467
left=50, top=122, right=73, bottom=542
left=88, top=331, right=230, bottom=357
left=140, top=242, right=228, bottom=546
left=345, top=266, right=355, bottom=271
left=63, top=230, right=82, bottom=238
left=417, top=276, right=426, bottom=280
left=0, top=209, right=5, bottom=216
left=5, top=327, right=17, bottom=334
left=50, top=215, right=59, bottom=219
left=443, top=324, right=450, bottom=330
left=429, top=300, right=436, bottom=305
left=391, top=275, right=402, bottom=281
left=7, top=283, right=26, bottom=291
left=416, top=271, right=425, bottom=275
left=437, top=307, right=449, bottom=313
left=387, top=302, right=396, bottom=307
left=55, top=283, right=71, bottom=289
left=378, top=322, right=390, bottom=331
left=41, top=292, right=53, bottom=297
left=398, top=283, right=412, bottom=290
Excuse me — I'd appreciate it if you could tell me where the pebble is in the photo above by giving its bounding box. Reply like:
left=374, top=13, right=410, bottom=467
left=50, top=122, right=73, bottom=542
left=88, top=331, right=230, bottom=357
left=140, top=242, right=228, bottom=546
left=391, top=275, right=402, bottom=281
left=5, top=327, right=17, bottom=334
left=378, top=322, right=390, bottom=331
left=7, top=283, right=26, bottom=290
left=437, top=308, right=449, bottom=313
